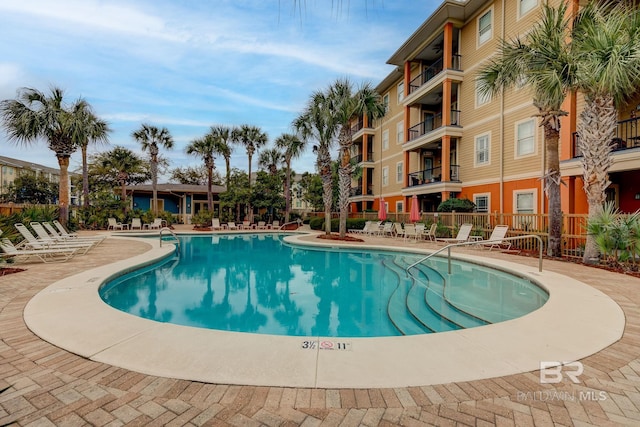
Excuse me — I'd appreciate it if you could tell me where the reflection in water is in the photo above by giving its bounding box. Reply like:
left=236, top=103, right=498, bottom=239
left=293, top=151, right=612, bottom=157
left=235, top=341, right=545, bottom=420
left=100, top=234, right=548, bottom=337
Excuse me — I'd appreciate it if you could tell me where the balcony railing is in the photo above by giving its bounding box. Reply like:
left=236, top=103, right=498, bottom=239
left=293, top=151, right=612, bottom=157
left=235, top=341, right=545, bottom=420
left=352, top=153, right=374, bottom=163
left=350, top=119, right=364, bottom=135
left=408, top=54, right=462, bottom=95
left=407, top=165, right=460, bottom=186
left=571, top=117, right=640, bottom=157
left=407, top=110, right=460, bottom=141
left=350, top=185, right=374, bottom=197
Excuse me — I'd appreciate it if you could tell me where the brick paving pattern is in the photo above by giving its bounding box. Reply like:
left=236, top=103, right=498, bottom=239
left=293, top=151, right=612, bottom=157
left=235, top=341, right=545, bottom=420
left=1, top=233, right=640, bottom=426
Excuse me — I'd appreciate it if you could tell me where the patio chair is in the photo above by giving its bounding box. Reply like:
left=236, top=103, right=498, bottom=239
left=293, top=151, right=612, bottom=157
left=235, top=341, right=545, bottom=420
left=404, top=223, right=420, bottom=241
left=350, top=221, right=371, bottom=234
left=479, top=225, right=512, bottom=251
left=422, top=223, right=437, bottom=241
left=14, top=223, right=93, bottom=254
left=227, top=222, right=238, bottom=230
left=148, top=218, right=163, bottom=230
left=211, top=218, right=222, bottom=230
left=436, top=223, right=473, bottom=244
left=381, top=222, right=395, bottom=237
left=42, top=222, right=106, bottom=245
left=415, top=223, right=425, bottom=239
left=31, top=222, right=97, bottom=249
left=1, top=238, right=79, bottom=263
left=257, top=221, right=267, bottom=229
left=393, top=223, right=405, bottom=239
left=242, top=220, right=251, bottom=229
left=107, top=217, right=124, bottom=230
left=130, top=218, right=142, bottom=230
left=268, top=221, right=280, bottom=230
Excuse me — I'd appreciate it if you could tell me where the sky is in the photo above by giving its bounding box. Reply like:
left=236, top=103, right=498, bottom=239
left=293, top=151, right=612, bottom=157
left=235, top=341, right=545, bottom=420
left=0, top=0, right=441, bottom=180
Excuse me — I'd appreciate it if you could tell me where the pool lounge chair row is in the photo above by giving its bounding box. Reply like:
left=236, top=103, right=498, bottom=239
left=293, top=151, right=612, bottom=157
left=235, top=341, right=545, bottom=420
left=0, top=221, right=106, bottom=263
left=350, top=221, right=438, bottom=241
left=211, top=219, right=280, bottom=230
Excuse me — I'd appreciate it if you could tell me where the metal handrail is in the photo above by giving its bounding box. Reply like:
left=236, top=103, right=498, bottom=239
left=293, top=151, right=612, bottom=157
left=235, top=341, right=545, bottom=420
left=406, top=234, right=544, bottom=276
left=278, top=219, right=303, bottom=231
left=159, top=227, right=180, bottom=249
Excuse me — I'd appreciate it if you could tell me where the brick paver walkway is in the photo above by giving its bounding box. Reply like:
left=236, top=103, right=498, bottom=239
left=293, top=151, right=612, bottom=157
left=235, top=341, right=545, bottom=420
left=1, top=234, right=640, bottom=426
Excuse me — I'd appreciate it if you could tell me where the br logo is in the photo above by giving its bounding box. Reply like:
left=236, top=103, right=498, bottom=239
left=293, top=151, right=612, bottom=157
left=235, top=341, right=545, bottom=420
left=539, top=361, right=583, bottom=384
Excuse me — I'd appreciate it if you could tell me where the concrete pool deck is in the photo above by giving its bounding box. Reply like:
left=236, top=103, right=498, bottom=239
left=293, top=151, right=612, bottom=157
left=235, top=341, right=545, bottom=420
left=2, top=227, right=640, bottom=425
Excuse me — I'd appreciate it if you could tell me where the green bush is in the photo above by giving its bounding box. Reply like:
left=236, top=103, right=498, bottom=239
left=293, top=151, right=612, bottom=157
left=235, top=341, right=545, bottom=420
left=437, top=198, right=476, bottom=212
left=191, top=210, right=214, bottom=227
left=309, top=217, right=369, bottom=232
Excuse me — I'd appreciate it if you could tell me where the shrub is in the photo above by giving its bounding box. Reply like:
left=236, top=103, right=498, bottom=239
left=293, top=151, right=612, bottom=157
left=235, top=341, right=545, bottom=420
left=437, top=198, right=476, bottom=212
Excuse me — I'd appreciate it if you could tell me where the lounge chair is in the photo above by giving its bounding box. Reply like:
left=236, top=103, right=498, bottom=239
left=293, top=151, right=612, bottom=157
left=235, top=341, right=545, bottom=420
left=130, top=218, right=142, bottom=230
left=479, top=225, right=512, bottom=251
left=422, top=223, right=437, bottom=241
left=14, top=223, right=94, bottom=254
left=381, top=222, right=394, bottom=237
left=227, top=222, right=238, bottom=230
left=393, top=223, right=405, bottom=239
left=437, top=223, right=473, bottom=244
left=404, top=223, right=420, bottom=241
left=271, top=221, right=280, bottom=230
left=242, top=220, right=251, bottom=229
left=42, top=222, right=106, bottom=245
left=350, top=221, right=371, bottom=234
left=148, top=218, right=163, bottom=230
left=211, top=218, right=222, bottom=230
left=108, top=217, right=128, bottom=230
left=257, top=221, right=267, bottom=229
left=1, top=238, right=79, bottom=263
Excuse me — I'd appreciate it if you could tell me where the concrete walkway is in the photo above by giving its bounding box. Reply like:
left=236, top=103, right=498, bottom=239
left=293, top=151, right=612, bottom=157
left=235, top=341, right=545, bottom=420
left=1, top=230, right=640, bottom=426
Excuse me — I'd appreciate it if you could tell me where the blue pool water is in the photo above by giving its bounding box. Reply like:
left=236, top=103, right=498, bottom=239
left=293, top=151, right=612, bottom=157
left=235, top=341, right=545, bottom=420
left=99, top=234, right=548, bottom=337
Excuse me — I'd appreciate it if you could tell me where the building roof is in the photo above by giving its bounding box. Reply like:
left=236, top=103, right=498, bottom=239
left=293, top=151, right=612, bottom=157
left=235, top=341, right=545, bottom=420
left=127, top=183, right=227, bottom=194
left=0, top=155, right=61, bottom=175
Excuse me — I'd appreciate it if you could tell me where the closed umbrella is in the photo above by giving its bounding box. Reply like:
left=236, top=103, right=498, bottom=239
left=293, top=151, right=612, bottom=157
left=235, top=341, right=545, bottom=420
left=409, top=195, right=420, bottom=222
left=378, top=197, right=387, bottom=221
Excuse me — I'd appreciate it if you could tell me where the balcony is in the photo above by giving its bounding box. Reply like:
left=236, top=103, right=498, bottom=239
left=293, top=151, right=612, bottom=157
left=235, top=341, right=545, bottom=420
left=408, top=110, right=461, bottom=142
left=408, top=55, right=462, bottom=95
left=352, top=153, right=374, bottom=164
left=407, top=165, right=460, bottom=187
left=350, top=119, right=364, bottom=135
left=571, top=117, right=640, bottom=157
left=350, top=185, right=374, bottom=197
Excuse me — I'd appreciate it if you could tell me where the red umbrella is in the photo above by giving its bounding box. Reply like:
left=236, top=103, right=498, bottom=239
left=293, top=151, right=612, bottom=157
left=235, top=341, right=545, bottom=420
left=378, top=197, right=387, bottom=221
left=409, top=195, right=420, bottom=222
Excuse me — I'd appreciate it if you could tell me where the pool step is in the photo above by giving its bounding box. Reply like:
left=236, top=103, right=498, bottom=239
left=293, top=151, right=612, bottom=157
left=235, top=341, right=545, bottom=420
left=383, top=260, right=431, bottom=335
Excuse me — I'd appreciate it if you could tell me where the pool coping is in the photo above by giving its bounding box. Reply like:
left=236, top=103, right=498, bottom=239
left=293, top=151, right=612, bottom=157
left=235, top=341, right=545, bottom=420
left=23, top=232, right=625, bottom=389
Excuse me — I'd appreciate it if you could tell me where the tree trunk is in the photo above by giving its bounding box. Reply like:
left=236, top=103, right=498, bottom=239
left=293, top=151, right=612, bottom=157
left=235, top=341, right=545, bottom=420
left=338, top=131, right=352, bottom=239
left=57, top=156, right=70, bottom=227
left=247, top=153, right=253, bottom=222
left=207, top=166, right=213, bottom=211
left=578, top=95, right=616, bottom=264
left=543, top=124, right=562, bottom=257
left=151, top=158, right=158, bottom=215
left=82, top=145, right=90, bottom=208
left=284, top=159, right=291, bottom=223
left=318, top=145, right=332, bottom=235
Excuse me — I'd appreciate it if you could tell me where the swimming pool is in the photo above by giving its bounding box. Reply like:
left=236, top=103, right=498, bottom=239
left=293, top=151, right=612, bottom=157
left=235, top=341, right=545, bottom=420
left=100, top=234, right=548, bottom=337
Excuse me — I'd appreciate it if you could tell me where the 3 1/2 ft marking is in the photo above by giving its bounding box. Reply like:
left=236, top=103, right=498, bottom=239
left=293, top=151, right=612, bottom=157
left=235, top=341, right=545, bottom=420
left=301, top=340, right=351, bottom=351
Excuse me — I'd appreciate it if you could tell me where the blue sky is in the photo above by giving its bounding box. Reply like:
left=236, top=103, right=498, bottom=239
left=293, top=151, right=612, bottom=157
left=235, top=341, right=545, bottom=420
left=0, top=0, right=440, bottom=179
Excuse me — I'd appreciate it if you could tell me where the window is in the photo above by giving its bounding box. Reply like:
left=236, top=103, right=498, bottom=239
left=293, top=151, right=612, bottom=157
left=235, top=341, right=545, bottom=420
left=382, top=129, right=389, bottom=151
left=516, top=119, right=536, bottom=156
left=383, top=94, right=389, bottom=113
left=396, top=121, right=404, bottom=144
left=474, top=195, right=489, bottom=213
left=515, top=191, right=535, bottom=213
left=397, top=81, right=404, bottom=104
left=476, top=81, right=491, bottom=107
left=396, top=162, right=403, bottom=183
left=519, top=0, right=537, bottom=17
left=396, top=201, right=404, bottom=213
left=382, top=166, right=389, bottom=186
left=475, top=133, right=490, bottom=166
left=478, top=9, right=492, bottom=45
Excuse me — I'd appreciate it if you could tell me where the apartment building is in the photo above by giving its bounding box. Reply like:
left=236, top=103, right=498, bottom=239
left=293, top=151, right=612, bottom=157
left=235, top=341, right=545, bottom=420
left=0, top=155, right=61, bottom=197
left=350, top=0, right=640, bottom=216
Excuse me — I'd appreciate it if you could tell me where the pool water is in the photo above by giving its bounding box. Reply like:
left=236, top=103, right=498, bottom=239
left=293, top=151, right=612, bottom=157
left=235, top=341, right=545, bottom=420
left=99, top=234, right=548, bottom=337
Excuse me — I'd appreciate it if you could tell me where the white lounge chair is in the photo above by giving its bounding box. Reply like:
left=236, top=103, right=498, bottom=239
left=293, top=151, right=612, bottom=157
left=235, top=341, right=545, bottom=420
left=47, top=221, right=106, bottom=245
left=437, top=223, right=473, bottom=244
left=257, top=221, right=267, bottom=229
left=15, top=223, right=94, bottom=254
left=227, top=222, right=238, bottom=230
left=404, top=223, right=420, bottom=241
left=393, top=223, right=405, bottom=239
left=130, top=218, right=142, bottom=230
left=381, top=222, right=394, bottom=237
left=479, top=225, right=512, bottom=251
left=107, top=218, right=124, bottom=230
left=242, top=220, right=251, bottom=229
left=1, top=238, right=79, bottom=263
left=422, top=223, right=437, bottom=241
left=270, top=221, right=280, bottom=230
left=211, top=218, right=222, bottom=230
left=148, top=218, right=163, bottom=230
left=350, top=221, right=371, bottom=234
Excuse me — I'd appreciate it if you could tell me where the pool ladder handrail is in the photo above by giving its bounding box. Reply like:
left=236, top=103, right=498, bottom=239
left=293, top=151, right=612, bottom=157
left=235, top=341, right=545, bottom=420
left=277, top=219, right=303, bottom=231
left=159, top=227, right=181, bottom=250
left=406, top=234, right=544, bottom=277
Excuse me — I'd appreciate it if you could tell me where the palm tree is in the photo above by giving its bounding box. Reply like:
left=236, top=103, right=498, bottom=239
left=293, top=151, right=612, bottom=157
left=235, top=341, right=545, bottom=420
left=0, top=86, right=96, bottom=226
left=209, top=125, right=233, bottom=191
left=572, top=1, right=640, bottom=263
left=258, top=147, right=283, bottom=176
left=185, top=135, right=217, bottom=211
left=70, top=101, right=110, bottom=208
left=326, top=78, right=386, bottom=238
left=231, top=124, right=268, bottom=222
left=275, top=133, right=307, bottom=223
left=476, top=2, right=575, bottom=257
left=93, top=146, right=148, bottom=203
left=132, top=123, right=174, bottom=215
left=293, top=90, right=338, bottom=235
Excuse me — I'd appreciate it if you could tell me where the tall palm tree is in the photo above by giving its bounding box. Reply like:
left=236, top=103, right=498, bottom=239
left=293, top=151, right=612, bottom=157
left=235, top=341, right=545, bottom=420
left=231, top=124, right=268, bottom=222
left=93, top=146, right=148, bottom=203
left=477, top=2, right=575, bottom=257
left=327, top=78, right=386, bottom=238
left=186, top=135, right=217, bottom=211
left=70, top=101, right=110, bottom=208
left=572, top=1, right=640, bottom=263
left=209, top=125, right=233, bottom=191
left=0, top=86, right=95, bottom=226
left=293, top=90, right=338, bottom=235
left=132, top=123, right=174, bottom=215
left=258, top=147, right=283, bottom=176
left=275, top=133, right=307, bottom=223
